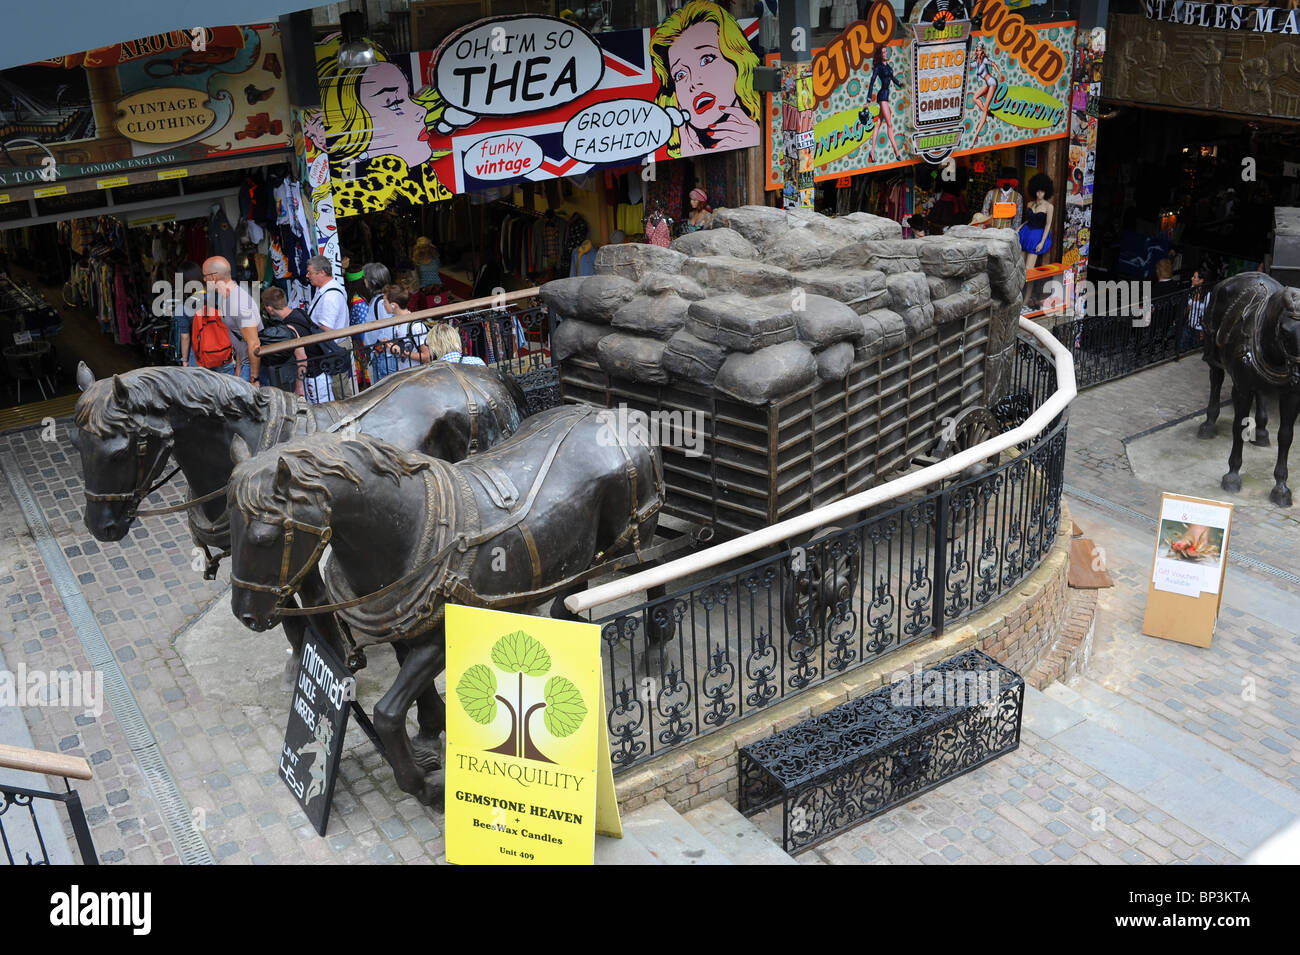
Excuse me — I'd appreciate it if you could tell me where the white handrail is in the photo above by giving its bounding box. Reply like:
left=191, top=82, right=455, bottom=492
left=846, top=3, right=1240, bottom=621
left=565, top=317, right=1077, bottom=615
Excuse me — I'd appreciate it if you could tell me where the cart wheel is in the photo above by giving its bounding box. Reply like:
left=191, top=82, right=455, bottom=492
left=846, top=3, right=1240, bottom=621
left=934, top=406, right=1003, bottom=479
left=784, top=526, right=860, bottom=641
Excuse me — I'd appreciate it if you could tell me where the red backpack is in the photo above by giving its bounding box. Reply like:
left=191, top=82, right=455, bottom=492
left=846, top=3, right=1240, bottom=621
left=192, top=301, right=233, bottom=369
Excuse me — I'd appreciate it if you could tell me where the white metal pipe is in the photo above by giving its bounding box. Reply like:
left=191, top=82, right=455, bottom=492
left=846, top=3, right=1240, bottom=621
left=565, top=318, right=1077, bottom=615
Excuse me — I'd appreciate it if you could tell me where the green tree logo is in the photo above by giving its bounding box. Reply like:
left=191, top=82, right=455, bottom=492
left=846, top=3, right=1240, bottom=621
left=455, top=631, right=587, bottom=763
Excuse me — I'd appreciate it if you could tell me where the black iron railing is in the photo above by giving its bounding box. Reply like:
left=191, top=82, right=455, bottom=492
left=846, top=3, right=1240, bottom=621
left=1052, top=285, right=1202, bottom=389
left=589, top=334, right=1067, bottom=772
left=261, top=302, right=562, bottom=415
left=0, top=775, right=97, bottom=865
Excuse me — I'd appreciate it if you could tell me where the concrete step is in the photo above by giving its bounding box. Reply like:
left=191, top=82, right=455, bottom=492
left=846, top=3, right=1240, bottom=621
left=598, top=799, right=734, bottom=865
left=597, top=798, right=798, bottom=865
left=683, top=799, right=799, bottom=866
left=1031, top=675, right=1296, bottom=856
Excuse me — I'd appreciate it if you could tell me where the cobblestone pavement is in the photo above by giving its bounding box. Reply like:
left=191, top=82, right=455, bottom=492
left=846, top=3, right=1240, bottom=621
left=1, top=355, right=1296, bottom=865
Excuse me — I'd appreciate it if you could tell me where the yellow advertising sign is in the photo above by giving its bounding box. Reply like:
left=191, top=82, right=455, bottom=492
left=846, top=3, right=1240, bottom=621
left=34, top=185, right=67, bottom=198
left=157, top=168, right=188, bottom=181
left=96, top=176, right=129, bottom=190
left=813, top=106, right=874, bottom=168
left=114, top=88, right=218, bottom=145
left=445, top=605, right=619, bottom=865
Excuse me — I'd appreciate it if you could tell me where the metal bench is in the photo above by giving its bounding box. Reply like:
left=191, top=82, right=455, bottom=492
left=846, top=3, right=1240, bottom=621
left=738, top=649, right=1024, bottom=854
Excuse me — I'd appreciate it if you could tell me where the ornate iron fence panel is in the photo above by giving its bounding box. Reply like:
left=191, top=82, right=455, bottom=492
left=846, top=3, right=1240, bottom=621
left=592, top=334, right=1067, bottom=772
left=0, top=781, right=97, bottom=865
left=1051, top=285, right=1201, bottom=389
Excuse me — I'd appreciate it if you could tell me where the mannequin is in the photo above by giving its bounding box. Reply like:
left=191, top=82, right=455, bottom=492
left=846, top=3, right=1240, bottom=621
left=1019, top=173, right=1055, bottom=269
left=682, top=188, right=713, bottom=234
left=982, top=166, right=1023, bottom=231
left=644, top=202, right=672, bottom=248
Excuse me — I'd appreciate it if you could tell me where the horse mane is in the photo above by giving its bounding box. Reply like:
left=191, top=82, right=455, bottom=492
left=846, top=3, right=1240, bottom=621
left=74, top=367, right=269, bottom=437
left=231, top=434, right=431, bottom=516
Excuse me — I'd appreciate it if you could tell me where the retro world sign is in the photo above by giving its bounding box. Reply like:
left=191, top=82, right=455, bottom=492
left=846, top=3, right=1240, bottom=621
left=764, top=5, right=1073, bottom=185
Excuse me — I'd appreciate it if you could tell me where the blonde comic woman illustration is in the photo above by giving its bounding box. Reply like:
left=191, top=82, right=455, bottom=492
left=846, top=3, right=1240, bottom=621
left=651, top=1, right=762, bottom=158
left=315, top=37, right=452, bottom=215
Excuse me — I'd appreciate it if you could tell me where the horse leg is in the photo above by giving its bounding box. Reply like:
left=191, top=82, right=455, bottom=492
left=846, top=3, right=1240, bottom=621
left=1221, top=385, right=1252, bottom=493
left=1198, top=364, right=1225, bottom=439
left=281, top=614, right=306, bottom=688
left=1269, top=392, right=1299, bottom=507
left=1253, top=392, right=1271, bottom=448
left=392, top=641, right=445, bottom=773
left=373, top=630, right=445, bottom=805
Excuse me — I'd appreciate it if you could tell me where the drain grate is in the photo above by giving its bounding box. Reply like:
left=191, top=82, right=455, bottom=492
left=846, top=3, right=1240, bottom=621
left=3, top=456, right=216, bottom=865
left=1065, top=483, right=1300, bottom=588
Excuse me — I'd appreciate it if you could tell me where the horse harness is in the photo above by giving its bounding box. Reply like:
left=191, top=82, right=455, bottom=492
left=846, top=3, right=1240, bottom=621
left=84, top=387, right=318, bottom=578
left=1213, top=278, right=1299, bottom=390
left=252, top=406, right=664, bottom=651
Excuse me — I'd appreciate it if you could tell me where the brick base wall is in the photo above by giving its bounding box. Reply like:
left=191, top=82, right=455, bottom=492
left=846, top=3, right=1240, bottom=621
left=614, top=502, right=1094, bottom=814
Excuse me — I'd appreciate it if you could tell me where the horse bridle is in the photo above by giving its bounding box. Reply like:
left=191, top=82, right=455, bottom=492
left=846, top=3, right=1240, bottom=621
left=83, top=433, right=182, bottom=519
left=229, top=500, right=335, bottom=607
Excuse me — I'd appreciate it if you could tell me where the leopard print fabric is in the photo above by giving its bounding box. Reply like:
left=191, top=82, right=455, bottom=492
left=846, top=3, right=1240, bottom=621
left=331, top=155, right=453, bottom=217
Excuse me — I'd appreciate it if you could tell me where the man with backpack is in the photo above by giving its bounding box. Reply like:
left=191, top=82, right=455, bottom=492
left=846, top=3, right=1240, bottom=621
left=176, top=261, right=235, bottom=373
left=303, top=254, right=350, bottom=402
left=259, top=286, right=320, bottom=398
left=201, top=255, right=264, bottom=384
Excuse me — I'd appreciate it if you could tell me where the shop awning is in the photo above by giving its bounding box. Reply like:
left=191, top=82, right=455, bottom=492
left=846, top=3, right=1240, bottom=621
left=1, top=2, right=315, bottom=72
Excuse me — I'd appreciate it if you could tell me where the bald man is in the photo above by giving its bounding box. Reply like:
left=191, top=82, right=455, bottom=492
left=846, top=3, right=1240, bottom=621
left=201, top=256, right=264, bottom=384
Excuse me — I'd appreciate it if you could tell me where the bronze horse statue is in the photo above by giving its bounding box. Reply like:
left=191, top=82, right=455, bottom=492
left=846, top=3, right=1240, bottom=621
left=72, top=362, right=529, bottom=668
left=226, top=405, right=666, bottom=804
left=1197, top=272, right=1300, bottom=506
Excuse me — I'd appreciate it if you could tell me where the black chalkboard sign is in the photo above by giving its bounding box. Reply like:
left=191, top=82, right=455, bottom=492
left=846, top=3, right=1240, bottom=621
left=279, top=634, right=352, bottom=836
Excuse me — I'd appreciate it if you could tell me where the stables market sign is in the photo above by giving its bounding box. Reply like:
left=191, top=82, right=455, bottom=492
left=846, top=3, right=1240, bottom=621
left=1143, top=0, right=1300, bottom=33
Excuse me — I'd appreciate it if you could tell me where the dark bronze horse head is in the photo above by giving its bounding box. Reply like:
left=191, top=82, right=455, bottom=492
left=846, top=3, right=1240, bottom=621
left=227, top=433, right=429, bottom=632
left=72, top=363, right=266, bottom=542
left=73, top=366, right=178, bottom=541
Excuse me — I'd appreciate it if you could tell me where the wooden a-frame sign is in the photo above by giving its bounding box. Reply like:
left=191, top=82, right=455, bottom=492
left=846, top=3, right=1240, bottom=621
left=1142, top=493, right=1233, bottom=648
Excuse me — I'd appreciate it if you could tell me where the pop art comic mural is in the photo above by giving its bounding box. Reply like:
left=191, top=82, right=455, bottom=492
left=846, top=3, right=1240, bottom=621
left=0, top=25, right=290, bottom=189
left=1061, top=26, right=1104, bottom=311
left=765, top=2, right=1074, bottom=188
left=318, top=2, right=761, bottom=218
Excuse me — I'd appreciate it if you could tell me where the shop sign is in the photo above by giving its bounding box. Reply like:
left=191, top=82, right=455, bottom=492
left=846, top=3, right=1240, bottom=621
left=814, top=108, right=871, bottom=166
left=317, top=3, right=764, bottom=217
left=96, top=176, right=128, bottom=189
left=911, top=0, right=972, bottom=164
left=445, top=605, right=621, bottom=865
left=808, top=3, right=898, bottom=105
left=969, top=0, right=1068, bottom=83
left=0, top=25, right=290, bottom=188
left=114, top=88, right=218, bottom=145
left=157, top=168, right=188, bottom=180
left=988, top=84, right=1066, bottom=129
left=33, top=184, right=66, bottom=198
left=432, top=16, right=605, bottom=131
left=279, top=633, right=353, bottom=837
left=764, top=9, right=1074, bottom=186
left=1143, top=0, right=1300, bottom=34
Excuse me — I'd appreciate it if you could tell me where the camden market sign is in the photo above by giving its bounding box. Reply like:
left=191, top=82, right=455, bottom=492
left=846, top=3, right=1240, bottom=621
left=1143, top=0, right=1300, bottom=34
